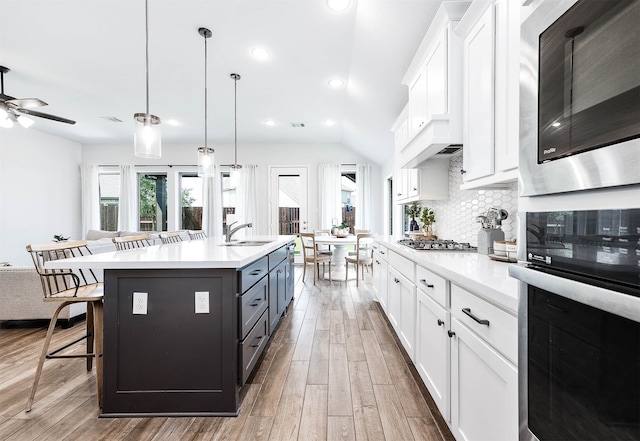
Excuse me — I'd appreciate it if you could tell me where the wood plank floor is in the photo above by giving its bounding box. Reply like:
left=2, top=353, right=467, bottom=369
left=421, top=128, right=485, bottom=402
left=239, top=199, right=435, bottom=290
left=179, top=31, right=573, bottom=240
left=0, top=266, right=455, bottom=441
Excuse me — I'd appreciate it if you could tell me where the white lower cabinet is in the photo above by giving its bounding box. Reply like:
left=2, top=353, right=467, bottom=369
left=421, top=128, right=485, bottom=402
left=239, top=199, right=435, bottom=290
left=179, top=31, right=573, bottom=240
left=450, top=317, right=518, bottom=441
left=376, top=252, right=518, bottom=441
left=373, top=249, right=388, bottom=312
left=416, top=290, right=450, bottom=421
left=388, top=265, right=416, bottom=359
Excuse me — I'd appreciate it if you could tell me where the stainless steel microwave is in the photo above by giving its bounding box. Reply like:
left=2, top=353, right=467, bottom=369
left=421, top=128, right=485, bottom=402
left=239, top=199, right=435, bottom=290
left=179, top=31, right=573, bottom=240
left=520, top=0, right=640, bottom=197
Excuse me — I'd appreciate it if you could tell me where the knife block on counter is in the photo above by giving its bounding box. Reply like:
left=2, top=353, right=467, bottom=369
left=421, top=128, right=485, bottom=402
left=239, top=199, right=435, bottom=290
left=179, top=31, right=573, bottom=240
left=477, top=228, right=504, bottom=255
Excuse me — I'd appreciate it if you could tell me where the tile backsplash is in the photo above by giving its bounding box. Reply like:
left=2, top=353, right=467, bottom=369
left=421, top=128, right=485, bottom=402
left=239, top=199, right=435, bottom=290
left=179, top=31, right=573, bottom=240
left=417, top=154, right=518, bottom=246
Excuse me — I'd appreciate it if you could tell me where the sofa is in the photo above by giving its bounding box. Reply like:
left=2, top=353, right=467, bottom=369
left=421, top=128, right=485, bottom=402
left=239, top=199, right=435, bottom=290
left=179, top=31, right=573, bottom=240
left=0, top=230, right=182, bottom=325
left=0, top=266, right=86, bottom=325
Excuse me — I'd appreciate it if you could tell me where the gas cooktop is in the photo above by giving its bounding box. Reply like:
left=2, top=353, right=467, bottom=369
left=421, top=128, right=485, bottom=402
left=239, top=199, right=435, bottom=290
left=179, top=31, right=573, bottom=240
left=398, top=238, right=477, bottom=251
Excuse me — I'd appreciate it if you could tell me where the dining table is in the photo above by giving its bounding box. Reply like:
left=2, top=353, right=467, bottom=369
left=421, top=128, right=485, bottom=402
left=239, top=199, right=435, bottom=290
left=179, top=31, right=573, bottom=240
left=313, top=234, right=358, bottom=266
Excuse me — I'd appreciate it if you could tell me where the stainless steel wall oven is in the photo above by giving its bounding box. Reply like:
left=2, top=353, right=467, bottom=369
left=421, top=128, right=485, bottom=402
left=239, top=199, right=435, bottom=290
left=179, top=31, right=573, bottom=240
left=510, top=209, right=640, bottom=441
left=520, top=0, right=640, bottom=197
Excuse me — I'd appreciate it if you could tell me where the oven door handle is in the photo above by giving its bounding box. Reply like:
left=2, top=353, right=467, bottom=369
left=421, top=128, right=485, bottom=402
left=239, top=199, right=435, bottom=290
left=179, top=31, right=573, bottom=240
left=462, top=308, right=490, bottom=326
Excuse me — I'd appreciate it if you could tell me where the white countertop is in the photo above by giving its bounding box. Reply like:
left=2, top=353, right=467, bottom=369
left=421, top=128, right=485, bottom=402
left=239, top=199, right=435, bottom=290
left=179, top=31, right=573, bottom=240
left=377, top=237, right=519, bottom=313
left=45, top=235, right=296, bottom=270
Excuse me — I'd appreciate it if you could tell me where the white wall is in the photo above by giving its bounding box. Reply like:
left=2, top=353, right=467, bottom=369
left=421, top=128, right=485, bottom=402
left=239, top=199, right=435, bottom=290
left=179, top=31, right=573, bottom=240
left=81, top=142, right=383, bottom=235
left=0, top=128, right=82, bottom=266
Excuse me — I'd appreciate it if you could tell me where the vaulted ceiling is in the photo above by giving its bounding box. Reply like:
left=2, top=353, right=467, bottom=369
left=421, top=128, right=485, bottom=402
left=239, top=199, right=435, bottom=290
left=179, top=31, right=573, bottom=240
left=0, top=0, right=445, bottom=165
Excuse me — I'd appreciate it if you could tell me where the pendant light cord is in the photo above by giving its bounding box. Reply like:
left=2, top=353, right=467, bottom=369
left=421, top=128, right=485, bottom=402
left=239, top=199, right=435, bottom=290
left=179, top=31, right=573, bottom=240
left=145, top=0, right=150, bottom=116
left=234, top=76, right=237, bottom=165
left=204, top=33, right=208, bottom=148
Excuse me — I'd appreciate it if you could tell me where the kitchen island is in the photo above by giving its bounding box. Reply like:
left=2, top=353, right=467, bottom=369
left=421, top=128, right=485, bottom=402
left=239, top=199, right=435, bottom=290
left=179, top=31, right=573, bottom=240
left=45, top=235, right=296, bottom=417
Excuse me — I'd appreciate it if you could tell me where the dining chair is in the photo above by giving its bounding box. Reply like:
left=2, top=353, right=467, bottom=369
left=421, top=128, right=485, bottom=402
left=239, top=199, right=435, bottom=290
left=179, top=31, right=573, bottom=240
left=112, top=233, right=151, bottom=251
left=159, top=231, right=183, bottom=244
left=300, top=232, right=332, bottom=285
left=349, top=229, right=371, bottom=256
left=188, top=230, right=207, bottom=240
left=345, top=233, right=374, bottom=286
left=313, top=229, right=333, bottom=256
left=25, top=240, right=104, bottom=412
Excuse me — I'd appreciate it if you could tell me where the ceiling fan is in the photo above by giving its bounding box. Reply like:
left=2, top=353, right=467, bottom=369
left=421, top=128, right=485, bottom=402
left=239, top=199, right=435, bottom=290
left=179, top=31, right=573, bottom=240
left=0, top=65, right=76, bottom=127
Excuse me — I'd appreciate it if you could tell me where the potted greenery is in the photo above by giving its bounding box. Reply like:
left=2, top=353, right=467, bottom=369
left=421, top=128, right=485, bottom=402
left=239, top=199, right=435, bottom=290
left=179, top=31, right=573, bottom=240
left=336, top=221, right=350, bottom=237
left=420, top=207, right=436, bottom=238
left=405, top=202, right=421, bottom=231
left=52, top=234, right=69, bottom=242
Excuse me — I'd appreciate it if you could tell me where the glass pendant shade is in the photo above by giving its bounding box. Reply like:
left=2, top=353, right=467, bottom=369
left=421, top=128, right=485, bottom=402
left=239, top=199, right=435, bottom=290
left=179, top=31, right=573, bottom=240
left=197, top=147, right=215, bottom=177
left=134, top=113, right=161, bottom=158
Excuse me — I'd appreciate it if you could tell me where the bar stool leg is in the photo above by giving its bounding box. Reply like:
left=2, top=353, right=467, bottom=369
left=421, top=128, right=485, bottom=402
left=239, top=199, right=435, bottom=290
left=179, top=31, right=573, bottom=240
left=26, top=301, right=72, bottom=412
left=92, top=301, right=104, bottom=408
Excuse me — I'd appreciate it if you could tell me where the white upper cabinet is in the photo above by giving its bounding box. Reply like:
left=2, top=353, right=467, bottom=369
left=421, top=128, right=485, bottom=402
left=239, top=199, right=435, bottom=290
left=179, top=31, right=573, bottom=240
left=394, top=1, right=470, bottom=169
left=392, top=104, right=409, bottom=153
left=457, top=0, right=520, bottom=189
left=394, top=157, right=450, bottom=204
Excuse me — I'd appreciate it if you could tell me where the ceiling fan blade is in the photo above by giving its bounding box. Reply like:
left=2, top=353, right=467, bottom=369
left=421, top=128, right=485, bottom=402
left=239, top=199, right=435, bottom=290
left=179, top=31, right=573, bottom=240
left=17, top=108, right=76, bottom=125
left=8, top=97, right=48, bottom=108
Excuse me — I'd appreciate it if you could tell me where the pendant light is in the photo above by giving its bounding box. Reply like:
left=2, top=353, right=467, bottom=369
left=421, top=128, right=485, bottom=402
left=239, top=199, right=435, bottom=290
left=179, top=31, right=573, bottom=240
left=197, top=27, right=215, bottom=177
left=134, top=0, right=161, bottom=158
left=229, top=73, right=242, bottom=188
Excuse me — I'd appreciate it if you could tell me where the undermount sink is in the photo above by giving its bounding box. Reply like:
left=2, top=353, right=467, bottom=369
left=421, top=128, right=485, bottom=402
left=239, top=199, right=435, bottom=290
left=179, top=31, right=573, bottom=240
left=220, top=240, right=273, bottom=247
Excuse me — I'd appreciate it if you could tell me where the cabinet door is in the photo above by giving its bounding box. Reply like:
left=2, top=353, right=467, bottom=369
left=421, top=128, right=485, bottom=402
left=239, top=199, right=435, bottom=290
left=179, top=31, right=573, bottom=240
left=395, top=168, right=407, bottom=201
left=387, top=266, right=403, bottom=331
left=373, top=252, right=388, bottom=312
left=462, top=5, right=495, bottom=182
left=389, top=265, right=416, bottom=359
left=406, top=168, right=419, bottom=199
left=494, top=0, right=519, bottom=173
left=426, top=28, right=448, bottom=116
left=399, top=273, right=416, bottom=360
left=408, top=68, right=427, bottom=137
left=268, top=261, right=286, bottom=333
left=416, top=290, right=450, bottom=421
left=450, top=318, right=518, bottom=441
left=394, top=116, right=409, bottom=152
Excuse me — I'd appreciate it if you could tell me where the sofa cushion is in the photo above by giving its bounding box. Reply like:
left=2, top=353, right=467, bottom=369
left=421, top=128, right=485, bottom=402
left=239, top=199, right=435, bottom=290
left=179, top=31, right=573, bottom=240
left=86, top=229, right=119, bottom=240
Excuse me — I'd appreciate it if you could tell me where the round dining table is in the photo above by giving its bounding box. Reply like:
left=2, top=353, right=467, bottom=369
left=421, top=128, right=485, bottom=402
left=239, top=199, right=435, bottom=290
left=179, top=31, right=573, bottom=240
left=313, top=235, right=358, bottom=266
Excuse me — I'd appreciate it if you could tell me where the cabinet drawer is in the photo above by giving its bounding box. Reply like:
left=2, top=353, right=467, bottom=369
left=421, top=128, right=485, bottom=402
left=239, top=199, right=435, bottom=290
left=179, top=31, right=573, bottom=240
left=240, top=276, right=269, bottom=338
left=416, top=265, right=449, bottom=308
left=389, top=250, right=415, bottom=280
left=239, top=256, right=268, bottom=292
left=239, top=310, right=269, bottom=385
left=451, top=284, right=517, bottom=364
left=373, top=243, right=388, bottom=261
left=268, top=246, right=287, bottom=270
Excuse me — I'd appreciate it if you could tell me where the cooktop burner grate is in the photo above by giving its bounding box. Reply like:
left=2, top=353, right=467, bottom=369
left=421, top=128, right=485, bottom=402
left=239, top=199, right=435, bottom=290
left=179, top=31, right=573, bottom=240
left=397, top=239, right=477, bottom=251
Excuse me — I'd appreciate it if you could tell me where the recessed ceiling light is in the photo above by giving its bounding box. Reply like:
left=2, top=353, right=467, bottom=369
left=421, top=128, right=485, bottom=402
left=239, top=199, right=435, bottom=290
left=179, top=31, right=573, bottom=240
left=165, top=119, right=181, bottom=127
left=251, top=47, right=270, bottom=60
left=328, top=78, right=344, bottom=88
left=324, top=119, right=336, bottom=127
left=327, top=0, right=350, bottom=12
left=264, top=119, right=276, bottom=126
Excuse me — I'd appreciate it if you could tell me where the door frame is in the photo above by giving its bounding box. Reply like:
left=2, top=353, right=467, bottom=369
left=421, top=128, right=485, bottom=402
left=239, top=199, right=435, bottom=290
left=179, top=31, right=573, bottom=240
left=268, top=166, right=309, bottom=263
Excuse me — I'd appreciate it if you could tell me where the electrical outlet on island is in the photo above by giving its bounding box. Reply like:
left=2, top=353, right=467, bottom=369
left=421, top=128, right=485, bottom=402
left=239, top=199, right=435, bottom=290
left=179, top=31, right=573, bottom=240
left=195, top=291, right=210, bottom=314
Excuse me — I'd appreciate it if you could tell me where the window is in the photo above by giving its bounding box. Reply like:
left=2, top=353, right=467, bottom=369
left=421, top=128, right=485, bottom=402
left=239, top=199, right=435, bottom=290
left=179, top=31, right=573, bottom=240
left=98, top=173, right=119, bottom=231
left=139, top=174, right=167, bottom=232
left=341, top=171, right=356, bottom=231
left=180, top=173, right=203, bottom=230
left=222, top=171, right=237, bottom=230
